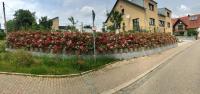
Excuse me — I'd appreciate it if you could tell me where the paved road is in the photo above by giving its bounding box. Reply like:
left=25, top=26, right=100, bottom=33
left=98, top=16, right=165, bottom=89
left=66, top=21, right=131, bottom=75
left=116, top=40, right=200, bottom=94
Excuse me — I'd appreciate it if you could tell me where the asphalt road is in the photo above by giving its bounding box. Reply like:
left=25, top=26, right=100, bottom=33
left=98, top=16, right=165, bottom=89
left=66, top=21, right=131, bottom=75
left=116, top=40, right=200, bottom=94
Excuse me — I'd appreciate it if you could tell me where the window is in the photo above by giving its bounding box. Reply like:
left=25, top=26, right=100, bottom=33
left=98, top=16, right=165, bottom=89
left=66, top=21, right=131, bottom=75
left=149, top=3, right=154, bottom=11
left=189, top=16, right=198, bottom=21
left=133, top=18, right=140, bottom=31
left=121, top=9, right=125, bottom=15
left=167, top=22, right=170, bottom=28
left=149, top=18, right=155, bottom=26
left=178, top=24, right=184, bottom=30
left=167, top=12, right=170, bottom=17
left=159, top=20, right=165, bottom=27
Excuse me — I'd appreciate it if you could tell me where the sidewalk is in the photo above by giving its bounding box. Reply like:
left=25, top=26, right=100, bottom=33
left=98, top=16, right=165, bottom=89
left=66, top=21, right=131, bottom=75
left=0, top=41, right=195, bottom=94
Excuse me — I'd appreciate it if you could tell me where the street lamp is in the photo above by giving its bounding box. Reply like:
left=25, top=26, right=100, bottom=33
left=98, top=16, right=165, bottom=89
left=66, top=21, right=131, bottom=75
left=92, top=10, right=96, bottom=61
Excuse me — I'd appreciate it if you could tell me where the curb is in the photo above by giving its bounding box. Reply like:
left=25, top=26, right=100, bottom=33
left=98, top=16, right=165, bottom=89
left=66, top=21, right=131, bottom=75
left=0, top=60, right=119, bottom=78
left=101, top=41, right=195, bottom=94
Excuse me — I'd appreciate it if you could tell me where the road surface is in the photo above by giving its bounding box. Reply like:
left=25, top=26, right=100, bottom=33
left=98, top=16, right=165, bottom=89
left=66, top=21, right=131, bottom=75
left=116, top=40, right=200, bottom=94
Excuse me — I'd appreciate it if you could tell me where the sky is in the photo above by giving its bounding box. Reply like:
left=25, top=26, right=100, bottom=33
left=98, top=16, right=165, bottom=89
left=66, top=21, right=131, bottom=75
left=0, top=0, right=200, bottom=29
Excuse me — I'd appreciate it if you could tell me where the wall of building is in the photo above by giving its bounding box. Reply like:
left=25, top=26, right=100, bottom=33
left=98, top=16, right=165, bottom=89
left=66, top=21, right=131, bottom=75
left=51, top=17, right=59, bottom=31
left=106, top=0, right=172, bottom=33
left=158, top=15, right=166, bottom=32
left=144, top=0, right=159, bottom=32
left=165, top=11, right=172, bottom=33
left=106, top=0, right=146, bottom=32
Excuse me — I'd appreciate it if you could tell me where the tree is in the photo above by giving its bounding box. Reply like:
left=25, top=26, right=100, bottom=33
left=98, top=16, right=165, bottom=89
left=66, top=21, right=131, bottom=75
left=39, top=16, right=52, bottom=30
left=14, top=9, right=36, bottom=30
left=68, top=16, right=78, bottom=31
left=6, top=20, right=16, bottom=32
left=108, top=11, right=123, bottom=32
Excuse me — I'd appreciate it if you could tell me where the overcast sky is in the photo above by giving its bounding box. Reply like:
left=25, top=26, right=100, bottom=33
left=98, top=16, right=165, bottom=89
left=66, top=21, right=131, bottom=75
left=0, top=0, right=200, bottom=29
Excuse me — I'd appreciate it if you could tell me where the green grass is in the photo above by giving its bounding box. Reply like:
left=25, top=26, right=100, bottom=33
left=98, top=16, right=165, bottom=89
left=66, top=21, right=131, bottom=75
left=0, top=41, right=117, bottom=75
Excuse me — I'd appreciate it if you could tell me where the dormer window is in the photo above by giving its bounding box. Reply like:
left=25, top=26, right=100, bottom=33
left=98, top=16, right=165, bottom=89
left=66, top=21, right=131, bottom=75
left=189, top=16, right=198, bottom=21
left=149, top=3, right=154, bottom=11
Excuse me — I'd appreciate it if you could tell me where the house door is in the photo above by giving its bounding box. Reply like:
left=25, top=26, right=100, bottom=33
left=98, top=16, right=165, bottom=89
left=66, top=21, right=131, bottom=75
left=132, top=18, right=140, bottom=31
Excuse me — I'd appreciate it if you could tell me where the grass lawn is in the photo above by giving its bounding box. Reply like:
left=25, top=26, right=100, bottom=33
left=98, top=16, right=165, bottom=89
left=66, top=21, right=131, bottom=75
left=0, top=41, right=117, bottom=75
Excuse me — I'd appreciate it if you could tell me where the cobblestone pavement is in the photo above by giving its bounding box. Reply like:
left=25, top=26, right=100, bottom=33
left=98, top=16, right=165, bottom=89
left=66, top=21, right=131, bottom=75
left=0, top=41, right=194, bottom=94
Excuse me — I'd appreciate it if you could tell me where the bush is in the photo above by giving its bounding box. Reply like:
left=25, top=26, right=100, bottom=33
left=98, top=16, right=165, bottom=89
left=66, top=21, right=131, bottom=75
left=7, top=32, right=177, bottom=54
left=0, top=41, right=6, bottom=53
left=0, top=31, right=6, bottom=40
left=187, top=29, right=198, bottom=36
left=11, top=50, right=34, bottom=66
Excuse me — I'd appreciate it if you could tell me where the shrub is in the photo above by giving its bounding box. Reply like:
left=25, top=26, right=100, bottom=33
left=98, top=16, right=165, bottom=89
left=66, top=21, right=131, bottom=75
left=187, top=29, right=198, bottom=36
left=0, top=41, right=6, bottom=53
left=11, top=50, right=34, bottom=66
left=7, top=32, right=177, bottom=54
left=0, top=30, right=6, bottom=40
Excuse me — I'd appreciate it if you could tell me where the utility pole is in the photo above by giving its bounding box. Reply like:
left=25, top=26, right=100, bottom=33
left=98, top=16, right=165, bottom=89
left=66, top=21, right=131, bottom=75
left=3, top=2, right=7, bottom=34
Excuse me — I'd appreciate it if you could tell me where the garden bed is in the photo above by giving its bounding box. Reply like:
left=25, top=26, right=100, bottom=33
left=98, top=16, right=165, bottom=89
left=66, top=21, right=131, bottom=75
left=1, top=32, right=178, bottom=75
left=0, top=41, right=117, bottom=75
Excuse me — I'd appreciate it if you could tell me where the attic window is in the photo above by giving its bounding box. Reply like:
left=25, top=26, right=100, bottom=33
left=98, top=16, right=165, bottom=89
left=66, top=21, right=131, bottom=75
left=190, top=16, right=198, bottom=21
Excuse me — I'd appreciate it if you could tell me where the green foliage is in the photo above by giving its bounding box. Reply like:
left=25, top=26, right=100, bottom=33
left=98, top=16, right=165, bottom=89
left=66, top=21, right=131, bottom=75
left=108, top=10, right=123, bottom=31
left=0, top=50, right=117, bottom=75
left=66, top=25, right=77, bottom=31
left=39, top=16, right=52, bottom=30
left=6, top=20, right=16, bottom=32
left=68, top=16, right=78, bottom=32
left=107, top=25, right=115, bottom=32
left=0, top=30, right=6, bottom=40
left=11, top=50, right=34, bottom=67
left=127, top=30, right=135, bottom=33
left=0, top=41, right=6, bottom=53
left=187, top=29, right=198, bottom=36
left=14, top=9, right=36, bottom=30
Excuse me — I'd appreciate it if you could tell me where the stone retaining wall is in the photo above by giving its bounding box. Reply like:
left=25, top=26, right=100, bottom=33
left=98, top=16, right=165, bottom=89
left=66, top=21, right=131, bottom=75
left=6, top=44, right=178, bottom=60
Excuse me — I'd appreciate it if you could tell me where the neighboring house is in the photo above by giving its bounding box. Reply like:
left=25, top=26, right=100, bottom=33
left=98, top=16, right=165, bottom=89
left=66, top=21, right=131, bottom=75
left=172, top=14, right=200, bottom=36
left=51, top=17, right=59, bottom=31
left=50, top=17, right=68, bottom=31
left=105, top=0, right=172, bottom=33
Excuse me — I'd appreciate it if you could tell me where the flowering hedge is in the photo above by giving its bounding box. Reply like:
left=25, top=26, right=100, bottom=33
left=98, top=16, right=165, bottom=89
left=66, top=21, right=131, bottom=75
left=7, top=32, right=177, bottom=54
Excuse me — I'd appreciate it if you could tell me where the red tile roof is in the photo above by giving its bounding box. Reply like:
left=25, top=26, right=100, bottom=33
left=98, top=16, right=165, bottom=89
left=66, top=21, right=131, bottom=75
left=172, top=14, right=200, bottom=29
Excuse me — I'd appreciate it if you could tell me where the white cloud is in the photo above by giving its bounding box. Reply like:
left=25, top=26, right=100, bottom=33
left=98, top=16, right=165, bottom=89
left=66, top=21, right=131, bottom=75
left=172, top=4, right=192, bottom=18
left=80, top=6, right=95, bottom=17
left=179, top=4, right=190, bottom=11
left=0, top=0, right=115, bottom=29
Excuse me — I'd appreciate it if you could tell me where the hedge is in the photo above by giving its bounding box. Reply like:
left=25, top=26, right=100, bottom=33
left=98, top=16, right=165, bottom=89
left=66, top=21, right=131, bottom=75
left=7, top=32, right=177, bottom=54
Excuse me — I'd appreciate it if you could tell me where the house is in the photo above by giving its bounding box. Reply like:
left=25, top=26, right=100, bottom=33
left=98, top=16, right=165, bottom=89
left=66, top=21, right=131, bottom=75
left=51, top=17, right=59, bottom=31
left=105, top=0, right=172, bottom=33
left=172, top=14, right=200, bottom=36
left=50, top=17, right=67, bottom=31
